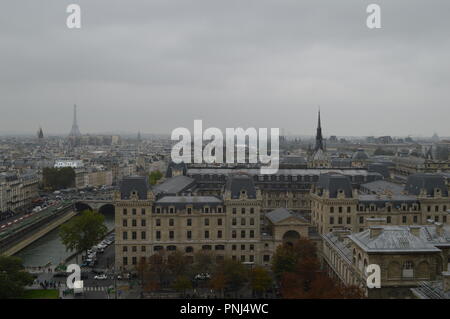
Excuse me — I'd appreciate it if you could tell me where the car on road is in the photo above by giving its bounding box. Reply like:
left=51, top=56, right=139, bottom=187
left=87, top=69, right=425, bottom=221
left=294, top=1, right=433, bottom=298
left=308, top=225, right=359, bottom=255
left=94, top=274, right=107, bottom=280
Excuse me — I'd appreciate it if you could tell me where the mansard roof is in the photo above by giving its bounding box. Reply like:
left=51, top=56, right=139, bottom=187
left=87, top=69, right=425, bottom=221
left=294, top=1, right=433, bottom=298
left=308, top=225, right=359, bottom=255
left=405, top=173, right=448, bottom=196
left=119, top=176, right=149, bottom=200
left=225, top=173, right=257, bottom=199
left=316, top=173, right=353, bottom=198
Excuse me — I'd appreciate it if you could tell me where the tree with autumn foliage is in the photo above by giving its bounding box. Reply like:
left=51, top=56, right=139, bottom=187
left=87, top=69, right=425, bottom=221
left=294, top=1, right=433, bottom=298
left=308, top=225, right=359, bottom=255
left=272, top=238, right=364, bottom=299
left=249, top=266, right=273, bottom=298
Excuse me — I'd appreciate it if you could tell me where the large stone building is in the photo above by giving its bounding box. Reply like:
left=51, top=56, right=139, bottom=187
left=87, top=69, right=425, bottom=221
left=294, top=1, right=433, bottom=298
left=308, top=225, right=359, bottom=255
left=0, top=170, right=39, bottom=215
left=311, top=173, right=449, bottom=235
left=114, top=174, right=312, bottom=271
left=322, top=222, right=450, bottom=298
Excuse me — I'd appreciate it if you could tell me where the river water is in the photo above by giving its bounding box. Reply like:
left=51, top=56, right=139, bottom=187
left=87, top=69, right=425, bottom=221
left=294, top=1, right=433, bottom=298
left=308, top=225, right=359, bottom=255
left=15, top=213, right=114, bottom=267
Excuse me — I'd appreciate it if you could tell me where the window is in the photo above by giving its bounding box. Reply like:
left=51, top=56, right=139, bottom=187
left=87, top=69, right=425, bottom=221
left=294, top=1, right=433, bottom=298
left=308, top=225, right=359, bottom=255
left=347, top=207, right=351, bottom=213
left=359, top=216, right=364, bottom=224
left=141, top=231, right=146, bottom=240
left=169, top=219, right=174, bottom=226
left=263, top=255, right=270, bottom=262
left=330, top=207, right=334, bottom=213
left=444, top=216, right=447, bottom=223
left=232, top=230, right=237, bottom=239
left=250, top=218, right=255, bottom=225
left=123, top=257, right=128, bottom=266
left=250, top=244, right=254, bottom=251
left=123, top=208, right=128, bottom=215
left=122, top=219, right=127, bottom=227
left=132, top=257, right=137, bottom=265
left=218, top=230, right=222, bottom=238
left=132, top=219, right=137, bottom=227
left=122, top=231, right=128, bottom=240
left=132, top=208, right=137, bottom=215
left=156, top=231, right=161, bottom=240
left=232, top=218, right=237, bottom=226
left=402, top=216, right=407, bottom=223
left=205, top=218, right=209, bottom=226
left=241, top=208, right=245, bottom=214
left=156, top=219, right=161, bottom=226
left=232, top=245, right=237, bottom=250
left=250, top=208, right=254, bottom=214
left=132, top=246, right=137, bottom=252
left=187, top=231, right=192, bottom=240
left=169, top=231, right=174, bottom=240
left=232, top=208, right=237, bottom=214
left=338, top=207, right=343, bottom=213
left=241, top=218, right=246, bottom=226
left=187, top=207, right=192, bottom=214
left=435, top=215, right=439, bottom=222
left=241, top=244, right=245, bottom=250
left=346, top=217, right=351, bottom=224
left=141, top=219, right=146, bottom=227
left=123, top=246, right=128, bottom=252
left=187, top=219, right=192, bottom=226
left=241, top=230, right=246, bottom=238
left=387, top=216, right=392, bottom=223
left=330, top=217, right=334, bottom=225
left=141, top=246, right=146, bottom=252
left=249, top=255, right=254, bottom=262
left=169, top=208, right=174, bottom=213
left=132, top=231, right=137, bottom=240
left=141, top=208, right=145, bottom=215
left=218, top=207, right=222, bottom=213
left=218, top=218, right=222, bottom=226
left=241, top=255, right=246, bottom=262
left=250, top=230, right=255, bottom=238
left=338, top=217, right=342, bottom=224
left=413, top=216, right=418, bottom=223
left=205, top=231, right=210, bottom=239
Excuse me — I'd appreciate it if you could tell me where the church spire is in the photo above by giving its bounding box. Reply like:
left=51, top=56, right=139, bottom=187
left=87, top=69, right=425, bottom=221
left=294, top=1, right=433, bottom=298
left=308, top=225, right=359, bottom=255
left=315, top=108, right=324, bottom=151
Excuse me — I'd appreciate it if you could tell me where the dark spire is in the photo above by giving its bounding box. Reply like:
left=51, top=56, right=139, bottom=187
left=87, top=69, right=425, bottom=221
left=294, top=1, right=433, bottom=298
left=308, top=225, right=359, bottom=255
left=315, top=108, right=324, bottom=151
left=37, top=127, right=44, bottom=139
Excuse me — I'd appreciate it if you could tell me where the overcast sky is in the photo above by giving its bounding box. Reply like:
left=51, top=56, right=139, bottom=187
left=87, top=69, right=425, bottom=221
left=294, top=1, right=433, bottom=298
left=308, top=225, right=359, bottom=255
left=0, top=0, right=449, bottom=137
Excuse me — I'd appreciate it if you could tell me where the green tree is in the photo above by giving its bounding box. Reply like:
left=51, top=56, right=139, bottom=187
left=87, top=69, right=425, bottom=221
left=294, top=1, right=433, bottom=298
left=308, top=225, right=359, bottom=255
left=172, top=275, right=192, bottom=297
left=42, top=167, right=75, bottom=190
left=215, top=259, right=249, bottom=297
left=249, top=266, right=273, bottom=297
left=0, top=256, right=34, bottom=299
left=59, top=210, right=108, bottom=261
left=167, top=251, right=190, bottom=278
left=149, top=170, right=163, bottom=185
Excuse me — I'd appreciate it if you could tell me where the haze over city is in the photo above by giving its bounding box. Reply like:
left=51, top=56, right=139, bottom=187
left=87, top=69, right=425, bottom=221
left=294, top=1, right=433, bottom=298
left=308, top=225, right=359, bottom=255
left=1, top=0, right=450, bottom=136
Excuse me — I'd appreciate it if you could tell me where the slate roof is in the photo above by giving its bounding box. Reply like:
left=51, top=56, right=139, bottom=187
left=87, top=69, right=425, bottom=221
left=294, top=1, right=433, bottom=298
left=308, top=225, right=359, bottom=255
left=155, top=196, right=222, bottom=204
left=360, top=180, right=404, bottom=195
left=349, top=226, right=442, bottom=253
left=266, top=207, right=309, bottom=224
left=153, top=175, right=196, bottom=195
left=316, top=173, right=353, bottom=198
left=405, top=173, right=448, bottom=196
left=225, top=174, right=257, bottom=199
left=119, top=176, right=149, bottom=200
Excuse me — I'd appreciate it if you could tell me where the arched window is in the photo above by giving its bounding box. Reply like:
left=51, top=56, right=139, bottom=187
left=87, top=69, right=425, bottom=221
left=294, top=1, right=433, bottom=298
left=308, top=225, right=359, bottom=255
left=185, top=246, right=194, bottom=253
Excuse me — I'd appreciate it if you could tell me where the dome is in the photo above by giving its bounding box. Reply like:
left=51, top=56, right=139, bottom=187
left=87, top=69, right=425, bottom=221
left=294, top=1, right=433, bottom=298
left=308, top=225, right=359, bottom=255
left=352, top=149, right=369, bottom=160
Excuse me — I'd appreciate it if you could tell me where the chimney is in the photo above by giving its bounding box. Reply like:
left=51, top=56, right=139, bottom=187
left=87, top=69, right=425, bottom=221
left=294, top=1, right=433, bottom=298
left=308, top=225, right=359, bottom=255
left=409, top=226, right=421, bottom=237
left=435, top=222, right=444, bottom=237
left=443, top=272, right=450, bottom=293
left=366, top=217, right=387, bottom=227
left=369, top=226, right=383, bottom=238
left=333, top=228, right=351, bottom=241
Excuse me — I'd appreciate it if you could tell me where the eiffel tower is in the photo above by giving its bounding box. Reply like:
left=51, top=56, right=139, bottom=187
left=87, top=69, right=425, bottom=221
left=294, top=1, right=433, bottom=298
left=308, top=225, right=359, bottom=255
left=69, top=104, right=81, bottom=137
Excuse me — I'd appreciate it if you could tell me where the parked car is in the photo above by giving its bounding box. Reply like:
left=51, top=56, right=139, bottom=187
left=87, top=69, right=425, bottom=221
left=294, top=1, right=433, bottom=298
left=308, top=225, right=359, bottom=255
left=94, top=274, right=107, bottom=280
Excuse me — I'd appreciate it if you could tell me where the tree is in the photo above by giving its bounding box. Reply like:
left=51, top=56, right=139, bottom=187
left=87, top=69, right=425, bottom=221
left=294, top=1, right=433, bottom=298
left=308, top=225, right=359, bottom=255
left=192, top=251, right=215, bottom=275
left=42, top=167, right=75, bottom=190
left=149, top=170, right=163, bottom=185
left=59, top=210, right=108, bottom=261
left=209, top=272, right=226, bottom=298
left=215, top=259, right=249, bottom=297
left=0, top=256, right=34, bottom=299
left=167, top=251, right=190, bottom=278
left=172, top=275, right=192, bottom=297
left=249, top=266, right=273, bottom=297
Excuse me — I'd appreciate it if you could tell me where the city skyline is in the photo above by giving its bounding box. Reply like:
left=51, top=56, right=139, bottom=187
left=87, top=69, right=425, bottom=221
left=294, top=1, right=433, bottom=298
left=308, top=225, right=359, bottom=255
left=1, top=1, right=450, bottom=136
